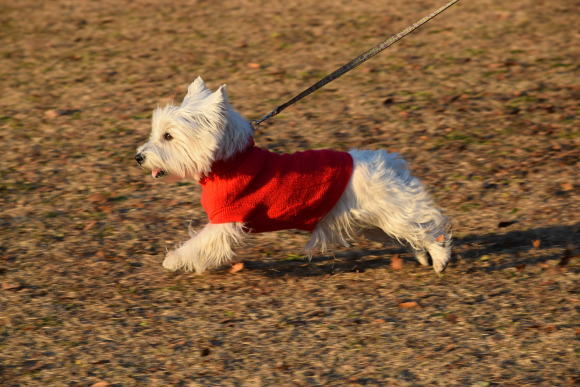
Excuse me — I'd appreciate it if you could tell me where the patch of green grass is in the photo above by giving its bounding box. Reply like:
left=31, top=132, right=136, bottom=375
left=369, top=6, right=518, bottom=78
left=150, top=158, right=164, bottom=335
left=550, top=62, right=573, bottom=68
left=110, top=195, right=129, bottom=202
left=413, top=91, right=433, bottom=100
left=3, top=117, right=24, bottom=129
left=36, top=316, right=63, bottom=327
left=509, top=95, right=539, bottom=104
left=0, top=180, right=40, bottom=193
left=106, top=126, right=126, bottom=135
left=283, top=254, right=306, bottom=261
left=460, top=203, right=481, bottom=212
left=466, top=48, right=486, bottom=56
left=131, top=112, right=151, bottom=120
left=557, top=129, right=579, bottom=139
left=162, top=285, right=184, bottom=291
left=427, top=27, right=453, bottom=34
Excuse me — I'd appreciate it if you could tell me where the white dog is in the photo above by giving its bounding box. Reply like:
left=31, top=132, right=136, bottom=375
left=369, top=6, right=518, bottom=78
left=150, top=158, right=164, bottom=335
left=136, top=77, right=451, bottom=274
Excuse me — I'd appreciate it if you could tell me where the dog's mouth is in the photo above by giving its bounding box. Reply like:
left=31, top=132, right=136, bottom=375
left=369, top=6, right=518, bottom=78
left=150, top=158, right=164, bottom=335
left=151, top=168, right=167, bottom=179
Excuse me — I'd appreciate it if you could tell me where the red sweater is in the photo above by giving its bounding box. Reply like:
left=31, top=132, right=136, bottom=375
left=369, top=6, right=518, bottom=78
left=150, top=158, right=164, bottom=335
left=199, top=143, right=353, bottom=233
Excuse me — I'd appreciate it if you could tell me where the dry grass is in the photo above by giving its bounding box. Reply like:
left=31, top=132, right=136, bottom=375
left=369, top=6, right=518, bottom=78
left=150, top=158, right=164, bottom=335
left=0, top=0, right=578, bottom=385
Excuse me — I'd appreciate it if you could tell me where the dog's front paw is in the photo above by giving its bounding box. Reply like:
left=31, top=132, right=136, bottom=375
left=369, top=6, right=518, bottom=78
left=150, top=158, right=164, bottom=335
left=414, top=250, right=430, bottom=266
left=163, top=250, right=182, bottom=271
left=428, top=243, right=451, bottom=274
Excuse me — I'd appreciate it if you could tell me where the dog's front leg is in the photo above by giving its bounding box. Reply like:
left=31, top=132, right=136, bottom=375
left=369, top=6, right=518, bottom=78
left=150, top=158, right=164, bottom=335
left=162, top=222, right=245, bottom=274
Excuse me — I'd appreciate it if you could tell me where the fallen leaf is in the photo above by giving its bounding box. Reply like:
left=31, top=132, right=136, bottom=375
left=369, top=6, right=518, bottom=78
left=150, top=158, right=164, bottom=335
left=62, top=291, right=78, bottom=299
left=390, top=254, right=403, bottom=270
left=532, top=239, right=541, bottom=249
left=44, top=109, right=59, bottom=119
left=247, top=63, right=261, bottom=69
left=83, top=220, right=98, bottom=231
left=543, top=325, right=557, bottom=332
left=97, top=205, right=113, bottom=213
left=229, top=262, right=244, bottom=273
left=44, top=109, right=81, bottom=118
left=91, top=382, right=110, bottom=387
left=2, top=282, right=22, bottom=291
left=436, top=234, right=446, bottom=243
left=88, top=193, right=108, bottom=203
left=275, top=361, right=289, bottom=370
left=560, top=182, right=573, bottom=191
left=399, top=301, right=419, bottom=309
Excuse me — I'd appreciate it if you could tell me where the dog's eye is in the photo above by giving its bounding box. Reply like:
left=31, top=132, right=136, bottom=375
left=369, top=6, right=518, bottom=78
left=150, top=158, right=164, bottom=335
left=164, top=132, right=173, bottom=141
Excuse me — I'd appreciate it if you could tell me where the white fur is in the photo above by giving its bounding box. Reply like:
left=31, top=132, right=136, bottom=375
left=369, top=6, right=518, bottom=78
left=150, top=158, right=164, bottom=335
left=136, top=77, right=451, bottom=274
left=137, top=77, right=253, bottom=180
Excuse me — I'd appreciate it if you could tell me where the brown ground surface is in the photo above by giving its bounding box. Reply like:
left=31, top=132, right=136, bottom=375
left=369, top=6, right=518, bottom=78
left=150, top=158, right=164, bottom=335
left=0, top=0, right=578, bottom=385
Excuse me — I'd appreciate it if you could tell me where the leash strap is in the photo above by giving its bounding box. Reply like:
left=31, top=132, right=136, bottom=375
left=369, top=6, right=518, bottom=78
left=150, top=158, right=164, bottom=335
left=253, top=0, right=460, bottom=126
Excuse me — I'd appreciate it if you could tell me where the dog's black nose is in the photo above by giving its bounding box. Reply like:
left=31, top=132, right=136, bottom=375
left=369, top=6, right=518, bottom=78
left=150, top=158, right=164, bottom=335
left=135, top=153, right=145, bottom=165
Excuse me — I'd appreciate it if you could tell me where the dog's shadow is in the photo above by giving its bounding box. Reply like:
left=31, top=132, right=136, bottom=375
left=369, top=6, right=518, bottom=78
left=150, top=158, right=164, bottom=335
left=242, top=223, right=578, bottom=278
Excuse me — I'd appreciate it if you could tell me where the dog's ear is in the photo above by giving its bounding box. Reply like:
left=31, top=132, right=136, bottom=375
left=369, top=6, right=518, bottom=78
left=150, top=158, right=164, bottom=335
left=191, top=84, right=229, bottom=121
left=183, top=76, right=210, bottom=105
left=201, top=84, right=228, bottom=105
left=214, top=84, right=229, bottom=102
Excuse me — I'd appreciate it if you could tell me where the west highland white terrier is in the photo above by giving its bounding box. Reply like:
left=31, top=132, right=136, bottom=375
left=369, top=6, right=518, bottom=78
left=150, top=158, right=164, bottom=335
left=136, top=77, right=451, bottom=274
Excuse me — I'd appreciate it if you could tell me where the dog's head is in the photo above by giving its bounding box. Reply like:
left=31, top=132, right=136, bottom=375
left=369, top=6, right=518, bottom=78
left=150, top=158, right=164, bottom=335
left=135, top=77, right=253, bottom=180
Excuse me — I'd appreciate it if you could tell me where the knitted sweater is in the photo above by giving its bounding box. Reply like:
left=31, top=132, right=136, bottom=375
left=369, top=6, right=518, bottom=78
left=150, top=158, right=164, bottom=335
left=199, top=143, right=353, bottom=233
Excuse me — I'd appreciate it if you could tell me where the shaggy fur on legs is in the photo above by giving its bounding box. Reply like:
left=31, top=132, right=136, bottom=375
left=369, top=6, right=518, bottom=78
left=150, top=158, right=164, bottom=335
left=307, top=149, right=451, bottom=272
left=136, top=76, right=451, bottom=274
left=162, top=222, right=245, bottom=273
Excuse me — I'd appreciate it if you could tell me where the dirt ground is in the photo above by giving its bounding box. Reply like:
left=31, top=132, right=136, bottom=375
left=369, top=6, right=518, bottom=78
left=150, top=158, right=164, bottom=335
left=0, top=0, right=578, bottom=385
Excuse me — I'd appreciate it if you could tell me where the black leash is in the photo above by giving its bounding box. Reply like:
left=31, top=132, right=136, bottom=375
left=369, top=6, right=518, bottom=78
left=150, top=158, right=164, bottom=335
left=252, top=0, right=460, bottom=126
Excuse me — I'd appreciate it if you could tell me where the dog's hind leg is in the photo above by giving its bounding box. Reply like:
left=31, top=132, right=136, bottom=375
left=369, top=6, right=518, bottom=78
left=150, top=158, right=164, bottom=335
left=347, top=149, right=452, bottom=272
left=163, top=222, right=246, bottom=273
left=361, top=227, right=432, bottom=267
